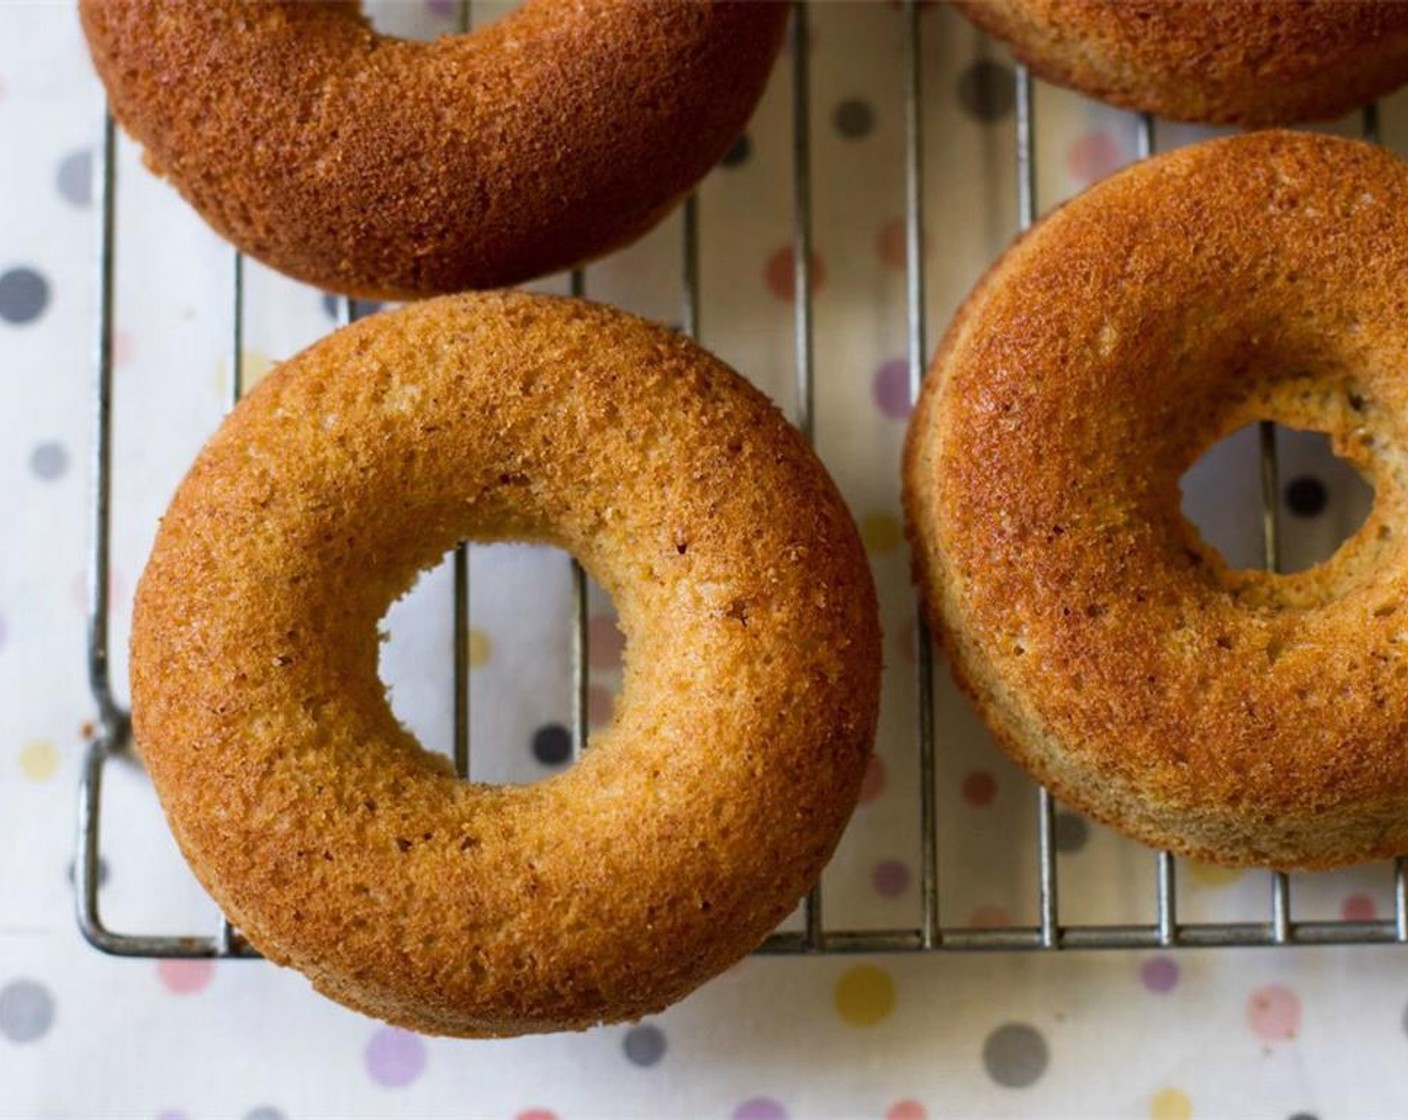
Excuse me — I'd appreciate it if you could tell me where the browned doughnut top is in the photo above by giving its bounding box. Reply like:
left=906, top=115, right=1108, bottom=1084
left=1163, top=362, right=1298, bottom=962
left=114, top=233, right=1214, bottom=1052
left=957, top=1, right=1408, bottom=126
left=905, top=131, right=1408, bottom=870
left=79, top=1, right=787, bottom=299
left=130, top=292, right=880, bottom=1036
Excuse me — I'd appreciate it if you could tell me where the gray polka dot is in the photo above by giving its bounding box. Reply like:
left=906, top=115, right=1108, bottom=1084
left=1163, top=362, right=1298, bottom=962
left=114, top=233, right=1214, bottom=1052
left=532, top=723, right=571, bottom=766
left=1288, top=1113, right=1318, bottom=1120
left=0, top=980, right=55, bottom=1044
left=833, top=98, right=875, bottom=140
left=1286, top=475, right=1328, bottom=518
left=66, top=857, right=109, bottom=888
left=321, top=294, right=382, bottom=321
left=29, top=441, right=68, bottom=481
left=982, top=1022, right=1048, bottom=1088
left=1054, top=812, right=1089, bottom=854
left=623, top=1023, right=666, bottom=1067
left=959, top=59, right=1015, bottom=123
left=66, top=862, right=107, bottom=890
left=57, top=149, right=92, bottom=208
left=244, top=1107, right=287, bottom=1120
left=0, top=268, right=50, bottom=325
left=721, top=133, right=752, bottom=169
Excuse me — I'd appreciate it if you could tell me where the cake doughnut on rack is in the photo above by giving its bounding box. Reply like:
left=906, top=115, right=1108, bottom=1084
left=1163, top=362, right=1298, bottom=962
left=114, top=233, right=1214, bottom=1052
left=906, top=130, right=1408, bottom=870
left=956, top=0, right=1408, bottom=126
left=78, top=0, right=789, bottom=298
left=130, top=292, right=882, bottom=1036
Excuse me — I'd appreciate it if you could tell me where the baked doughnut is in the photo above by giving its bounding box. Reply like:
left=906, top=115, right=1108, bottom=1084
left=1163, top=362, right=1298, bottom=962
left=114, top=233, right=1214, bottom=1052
left=905, top=131, right=1408, bottom=870
left=78, top=1, right=788, bottom=299
left=131, top=292, right=880, bottom=1036
left=956, top=1, right=1408, bottom=126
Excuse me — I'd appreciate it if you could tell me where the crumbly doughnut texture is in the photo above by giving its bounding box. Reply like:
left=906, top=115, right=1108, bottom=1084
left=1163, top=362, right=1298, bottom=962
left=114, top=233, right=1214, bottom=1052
left=78, top=0, right=788, bottom=299
left=131, top=293, right=881, bottom=1036
left=905, top=131, right=1408, bottom=870
left=957, top=1, right=1408, bottom=126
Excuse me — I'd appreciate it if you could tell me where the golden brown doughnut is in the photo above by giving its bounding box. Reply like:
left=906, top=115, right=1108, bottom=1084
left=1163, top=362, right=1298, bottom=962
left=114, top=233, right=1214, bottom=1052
left=78, top=1, right=787, bottom=299
left=905, top=131, right=1408, bottom=870
left=130, top=292, right=881, bottom=1036
left=956, top=1, right=1408, bottom=126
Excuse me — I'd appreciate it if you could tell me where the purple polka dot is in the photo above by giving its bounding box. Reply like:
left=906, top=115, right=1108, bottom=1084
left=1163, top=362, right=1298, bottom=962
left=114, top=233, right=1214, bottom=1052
left=733, top=1100, right=788, bottom=1120
left=156, top=1112, right=190, bottom=1120
left=872, top=359, right=911, bottom=420
left=587, top=614, right=625, bottom=669
left=1140, top=955, right=1180, bottom=993
left=365, top=1027, right=427, bottom=1088
left=872, top=859, right=911, bottom=898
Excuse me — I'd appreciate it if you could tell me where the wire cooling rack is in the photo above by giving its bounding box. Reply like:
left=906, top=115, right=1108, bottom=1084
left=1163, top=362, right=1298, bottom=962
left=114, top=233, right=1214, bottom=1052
left=76, top=1, right=1408, bottom=959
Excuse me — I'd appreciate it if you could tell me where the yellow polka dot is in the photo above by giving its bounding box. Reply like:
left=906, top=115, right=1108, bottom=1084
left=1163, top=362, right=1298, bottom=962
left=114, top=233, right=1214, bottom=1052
left=1187, top=862, right=1244, bottom=888
left=468, top=628, right=492, bottom=669
left=834, top=964, right=896, bottom=1027
left=240, top=350, right=274, bottom=392
left=860, top=512, right=904, bottom=555
left=216, top=351, right=275, bottom=398
left=19, top=740, right=58, bottom=781
left=1150, top=1087, right=1192, bottom=1120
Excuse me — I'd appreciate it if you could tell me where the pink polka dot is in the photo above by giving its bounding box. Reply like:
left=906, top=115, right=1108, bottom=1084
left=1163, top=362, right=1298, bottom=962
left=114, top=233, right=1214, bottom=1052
left=962, top=770, right=996, bottom=807
left=1066, top=130, right=1126, bottom=185
left=764, top=247, right=826, bottom=302
left=1247, top=983, right=1301, bottom=1042
left=887, top=1102, right=927, bottom=1120
left=733, top=1100, right=788, bottom=1120
left=872, top=859, right=911, bottom=898
left=872, top=359, right=911, bottom=420
left=897, top=617, right=918, bottom=665
left=1342, top=892, right=1377, bottom=921
left=113, top=327, right=135, bottom=367
left=365, top=1027, right=427, bottom=1088
left=72, top=568, right=125, bottom=612
left=877, top=220, right=929, bottom=271
left=858, top=754, right=886, bottom=804
left=1140, top=955, right=1180, bottom=993
left=156, top=959, right=213, bottom=995
left=587, top=615, right=625, bottom=670
left=588, top=684, right=614, bottom=729
left=516, top=1112, right=558, bottom=1120
left=969, top=903, right=1011, bottom=927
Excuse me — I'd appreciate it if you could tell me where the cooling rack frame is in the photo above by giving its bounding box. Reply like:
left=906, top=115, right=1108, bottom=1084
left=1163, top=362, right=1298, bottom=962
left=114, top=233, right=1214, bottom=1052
left=75, top=1, right=1408, bottom=960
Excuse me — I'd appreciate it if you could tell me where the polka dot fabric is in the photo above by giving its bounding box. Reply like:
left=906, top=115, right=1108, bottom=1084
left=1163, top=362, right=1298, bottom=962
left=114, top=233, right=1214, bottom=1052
left=2, top=1, right=1407, bottom=1117
left=364, top=1027, right=427, bottom=1088
left=0, top=266, right=49, bottom=324
left=0, top=980, right=55, bottom=1044
left=982, top=1023, right=1049, bottom=1089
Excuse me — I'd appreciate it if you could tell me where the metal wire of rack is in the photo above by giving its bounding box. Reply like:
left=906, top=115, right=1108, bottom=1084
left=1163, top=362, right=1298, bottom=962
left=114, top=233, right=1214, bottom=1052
left=75, top=1, right=1408, bottom=961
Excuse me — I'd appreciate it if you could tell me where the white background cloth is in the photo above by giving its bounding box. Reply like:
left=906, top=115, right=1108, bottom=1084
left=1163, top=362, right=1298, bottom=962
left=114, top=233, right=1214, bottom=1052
left=3, top=3, right=1408, bottom=1118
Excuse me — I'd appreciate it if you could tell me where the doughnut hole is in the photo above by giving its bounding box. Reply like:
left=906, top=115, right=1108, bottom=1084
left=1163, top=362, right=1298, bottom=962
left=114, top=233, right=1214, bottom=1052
left=363, top=1, right=512, bottom=39
left=1163, top=360, right=1408, bottom=618
left=1180, top=421, right=1374, bottom=575
left=379, top=542, right=624, bottom=786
